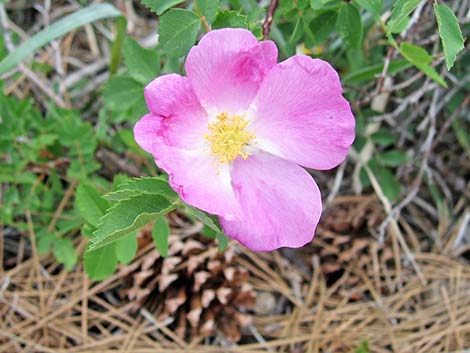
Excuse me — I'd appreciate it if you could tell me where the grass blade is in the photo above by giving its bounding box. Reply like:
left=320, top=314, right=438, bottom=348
left=0, top=3, right=122, bottom=75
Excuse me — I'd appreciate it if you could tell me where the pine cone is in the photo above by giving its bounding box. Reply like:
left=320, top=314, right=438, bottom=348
left=123, top=215, right=255, bottom=341
left=311, top=196, right=392, bottom=295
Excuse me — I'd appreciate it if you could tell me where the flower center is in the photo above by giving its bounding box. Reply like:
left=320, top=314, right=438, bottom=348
left=204, top=112, right=256, bottom=164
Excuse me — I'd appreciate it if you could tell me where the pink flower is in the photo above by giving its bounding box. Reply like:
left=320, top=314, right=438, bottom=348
left=134, top=29, right=355, bottom=251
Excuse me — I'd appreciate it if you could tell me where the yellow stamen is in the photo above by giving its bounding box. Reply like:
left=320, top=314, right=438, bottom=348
left=204, top=112, right=255, bottom=164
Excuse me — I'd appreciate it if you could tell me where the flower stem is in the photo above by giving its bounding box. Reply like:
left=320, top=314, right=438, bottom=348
left=262, top=0, right=279, bottom=40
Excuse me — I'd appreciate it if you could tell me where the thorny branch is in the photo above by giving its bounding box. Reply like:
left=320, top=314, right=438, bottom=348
left=262, top=0, right=279, bottom=40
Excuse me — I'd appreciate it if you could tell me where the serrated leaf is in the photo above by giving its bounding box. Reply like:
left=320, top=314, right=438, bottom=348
left=399, top=42, right=447, bottom=87
left=195, top=0, right=219, bottom=24
left=140, top=0, right=185, bottom=15
left=84, top=245, right=117, bottom=280
left=386, top=0, right=421, bottom=34
left=158, top=9, right=201, bottom=57
left=103, top=76, right=144, bottom=110
left=337, top=4, right=363, bottom=49
left=212, top=10, right=248, bottom=29
left=123, top=37, right=159, bottom=84
left=115, top=232, right=138, bottom=264
left=53, top=238, right=78, bottom=271
left=152, top=216, right=170, bottom=257
left=75, top=183, right=109, bottom=227
left=89, top=194, right=175, bottom=251
left=0, top=3, right=123, bottom=74
left=103, top=177, right=177, bottom=201
left=186, top=206, right=221, bottom=232
left=434, top=4, right=464, bottom=71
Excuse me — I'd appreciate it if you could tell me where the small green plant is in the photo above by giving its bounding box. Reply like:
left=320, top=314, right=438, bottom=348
left=355, top=340, right=371, bottom=353
left=0, top=93, right=99, bottom=270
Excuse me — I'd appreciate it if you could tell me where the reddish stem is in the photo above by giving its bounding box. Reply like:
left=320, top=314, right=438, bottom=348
left=262, top=0, right=279, bottom=40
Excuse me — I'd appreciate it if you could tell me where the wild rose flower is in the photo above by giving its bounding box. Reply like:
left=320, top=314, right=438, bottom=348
left=134, top=29, right=355, bottom=251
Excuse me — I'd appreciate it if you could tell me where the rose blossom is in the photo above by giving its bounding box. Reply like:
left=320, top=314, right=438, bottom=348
left=134, top=28, right=355, bottom=251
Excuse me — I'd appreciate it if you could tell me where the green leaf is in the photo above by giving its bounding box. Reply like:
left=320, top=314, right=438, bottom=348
left=296, top=0, right=310, bottom=9
left=216, top=232, right=229, bottom=251
left=103, top=177, right=177, bottom=202
left=0, top=4, right=123, bottom=75
left=186, top=206, right=228, bottom=251
left=452, top=119, right=470, bottom=157
left=201, top=225, right=228, bottom=251
left=0, top=35, right=6, bottom=61
left=115, top=232, right=138, bottom=264
left=103, top=76, right=144, bottom=110
left=195, top=0, right=219, bottom=24
left=399, top=42, right=447, bottom=87
left=37, top=232, right=55, bottom=255
left=75, top=183, right=109, bottom=227
left=0, top=173, right=36, bottom=184
left=212, top=10, right=248, bottom=29
left=380, top=150, right=409, bottom=167
left=202, top=225, right=217, bottom=239
left=308, top=11, right=338, bottom=44
left=158, top=9, right=201, bottom=57
left=354, top=0, right=382, bottom=19
left=89, top=194, right=175, bottom=251
left=390, top=16, right=410, bottom=34
left=337, top=4, right=363, bottom=49
left=343, top=60, right=412, bottom=83
left=109, top=17, right=127, bottom=75
left=53, top=238, right=78, bottom=271
left=371, top=129, right=397, bottom=147
left=140, top=0, right=185, bottom=15
left=369, top=160, right=401, bottom=201
left=386, top=0, right=421, bottom=34
left=310, top=0, right=342, bottom=11
left=290, top=16, right=305, bottom=44
left=84, top=245, right=117, bottom=280
left=186, top=206, right=221, bottom=232
left=152, top=216, right=170, bottom=257
left=123, top=37, right=160, bottom=84
left=434, top=4, right=464, bottom=71
left=279, top=0, right=296, bottom=13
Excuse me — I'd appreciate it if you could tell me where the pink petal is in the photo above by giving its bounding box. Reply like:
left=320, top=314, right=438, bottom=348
left=143, top=74, right=207, bottom=149
left=219, top=152, right=322, bottom=251
left=185, top=29, right=277, bottom=115
left=260, top=40, right=278, bottom=68
left=134, top=114, right=241, bottom=220
left=250, top=55, right=355, bottom=170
